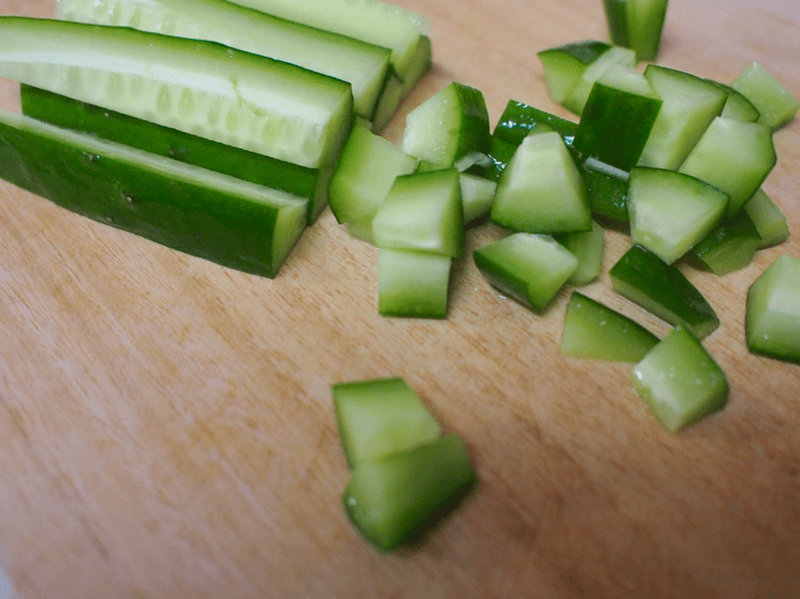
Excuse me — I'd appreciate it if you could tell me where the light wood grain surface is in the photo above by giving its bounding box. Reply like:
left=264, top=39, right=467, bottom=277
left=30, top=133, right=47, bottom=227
left=1, top=1, right=799, bottom=598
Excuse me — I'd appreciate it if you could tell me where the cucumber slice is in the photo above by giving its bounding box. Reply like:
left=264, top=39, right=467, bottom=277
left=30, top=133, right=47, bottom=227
left=333, top=377, right=442, bottom=468
left=474, top=233, right=578, bottom=311
left=401, top=82, right=490, bottom=170
left=491, top=131, right=591, bottom=234
left=678, top=117, right=776, bottom=217
left=372, top=169, right=464, bottom=258
left=378, top=249, right=452, bottom=319
left=328, top=122, right=417, bottom=225
left=731, top=62, right=800, bottom=130
left=343, top=434, right=476, bottom=551
left=0, top=16, right=353, bottom=170
left=0, top=111, right=307, bottom=278
left=583, top=157, right=629, bottom=222
left=493, top=100, right=578, bottom=147
left=743, top=188, right=790, bottom=249
left=706, top=80, right=761, bottom=123
left=573, top=64, right=663, bottom=171
left=746, top=254, right=800, bottom=364
left=690, top=211, right=761, bottom=276
left=627, top=167, right=728, bottom=265
left=610, top=245, right=719, bottom=339
left=555, top=220, right=605, bottom=286
left=603, top=0, right=668, bottom=62
left=632, top=326, right=729, bottom=432
left=561, top=45, right=636, bottom=116
left=561, top=291, right=659, bottom=361
left=459, top=173, right=497, bottom=225
left=639, top=64, right=728, bottom=170
left=537, top=40, right=613, bottom=105
left=20, top=84, right=329, bottom=222
left=56, top=0, right=391, bottom=121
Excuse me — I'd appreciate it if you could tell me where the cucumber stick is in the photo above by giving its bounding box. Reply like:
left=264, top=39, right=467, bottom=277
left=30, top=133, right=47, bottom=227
left=0, top=111, right=307, bottom=278
left=0, top=17, right=353, bottom=171
left=56, top=0, right=391, bottom=121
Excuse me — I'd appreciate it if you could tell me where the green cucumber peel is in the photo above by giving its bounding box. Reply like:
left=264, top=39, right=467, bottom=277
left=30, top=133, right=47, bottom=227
left=689, top=211, right=761, bottom=276
left=743, top=188, right=790, bottom=249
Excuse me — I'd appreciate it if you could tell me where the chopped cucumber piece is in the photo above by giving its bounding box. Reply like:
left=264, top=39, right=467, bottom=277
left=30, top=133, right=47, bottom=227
left=537, top=40, right=613, bottom=105
left=610, top=245, right=719, bottom=339
left=555, top=220, right=605, bottom=286
left=328, top=122, right=417, bottom=225
left=743, top=188, right=790, bottom=249
left=401, top=82, right=490, bottom=170
left=603, top=0, right=668, bottom=62
left=561, top=45, right=636, bottom=116
left=474, top=233, right=578, bottom=311
left=371, top=74, right=405, bottom=132
left=627, top=167, right=728, bottom=265
left=343, top=434, right=476, bottom=551
left=561, top=291, right=659, bottom=361
left=491, top=131, right=591, bottom=234
left=372, top=169, right=464, bottom=258
left=0, top=111, right=307, bottom=278
left=639, top=64, right=727, bottom=170
left=583, top=157, right=629, bottom=222
left=20, top=85, right=328, bottom=221
left=632, top=326, right=729, bottom=432
left=706, top=80, right=761, bottom=123
left=333, top=377, right=442, bottom=468
left=459, top=173, right=497, bottom=225
left=484, top=135, right=517, bottom=182
left=678, top=117, right=776, bottom=217
left=56, top=0, right=391, bottom=121
left=493, top=100, right=578, bottom=147
left=573, top=64, right=663, bottom=171
left=732, top=62, right=800, bottom=130
left=378, top=249, right=452, bottom=319
left=746, top=255, right=800, bottom=364
left=690, top=211, right=761, bottom=276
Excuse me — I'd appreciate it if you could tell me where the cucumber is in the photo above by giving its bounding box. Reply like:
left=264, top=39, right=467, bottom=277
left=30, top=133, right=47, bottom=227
left=689, top=211, right=761, bottom=276
left=537, top=41, right=614, bottom=105
left=627, top=167, right=728, bottom=265
left=731, top=62, right=800, bottom=130
left=560, top=291, right=659, bottom=361
left=610, top=245, right=719, bottom=339
left=555, top=220, right=605, bottom=286
left=56, top=0, right=391, bottom=121
left=493, top=100, right=578, bottom=147
left=372, top=169, right=464, bottom=258
left=583, top=157, right=629, bottom=222
left=401, top=82, right=490, bottom=171
left=378, top=249, right=452, bottom=319
left=603, top=0, right=669, bottom=62
left=474, top=233, right=578, bottom=311
left=0, top=17, right=353, bottom=171
left=490, top=131, right=591, bottom=235
left=639, top=64, right=727, bottom=170
left=343, top=434, right=476, bottom=551
left=20, top=84, right=328, bottom=220
left=573, top=64, right=663, bottom=171
left=333, top=377, right=442, bottom=468
left=224, top=0, right=432, bottom=91
left=678, top=117, right=776, bottom=217
left=745, top=254, right=800, bottom=364
left=706, top=80, right=761, bottom=123
left=459, top=173, right=497, bottom=225
left=743, top=188, right=790, bottom=249
left=561, top=45, right=636, bottom=116
left=0, top=111, right=307, bottom=278
left=632, top=326, right=729, bottom=432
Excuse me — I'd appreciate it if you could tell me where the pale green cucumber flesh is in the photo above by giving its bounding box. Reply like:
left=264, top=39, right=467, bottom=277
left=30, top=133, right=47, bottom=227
left=0, top=16, right=353, bottom=170
left=555, top=219, right=605, bottom=285
left=561, top=45, right=636, bottom=115
left=343, top=434, right=476, bottom=551
left=537, top=40, right=613, bottom=104
left=610, top=245, right=719, bottom=339
left=746, top=255, right=800, bottom=364
left=632, top=326, right=729, bottom=432
left=459, top=172, right=497, bottom=225
left=690, top=211, right=761, bottom=276
left=732, top=62, right=800, bottom=130
left=57, top=0, right=391, bottom=120
left=744, top=188, right=790, bottom=249
left=706, top=80, right=761, bottom=123
left=378, top=249, right=452, bottom=319
left=628, top=167, right=728, bottom=265
left=0, top=111, right=307, bottom=278
left=561, top=291, right=659, bottom=362
left=474, top=233, right=578, bottom=311
left=333, top=377, right=442, bottom=468
left=625, top=0, right=669, bottom=62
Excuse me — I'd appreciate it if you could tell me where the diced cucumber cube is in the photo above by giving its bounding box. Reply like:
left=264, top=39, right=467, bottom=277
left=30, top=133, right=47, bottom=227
left=562, top=45, right=636, bottom=116
left=583, top=157, right=630, bottom=222
left=706, top=79, right=761, bottom=123
left=333, top=377, right=442, bottom=468
left=743, top=188, right=790, bottom=249
left=732, top=62, right=800, bottom=130
left=343, top=434, right=476, bottom=551
left=632, top=326, right=729, bottom=432
left=491, top=131, right=591, bottom=235
left=561, top=291, right=659, bottom=362
left=690, top=211, right=761, bottom=276
left=378, top=249, right=452, bottom=319
left=536, top=41, right=613, bottom=105
left=459, top=172, right=497, bottom=225
left=746, top=254, right=800, bottom=364
left=627, top=167, right=728, bottom=265
left=474, top=233, right=578, bottom=311
left=493, top=100, right=578, bottom=147
left=555, top=220, right=605, bottom=286
left=603, top=0, right=668, bottom=62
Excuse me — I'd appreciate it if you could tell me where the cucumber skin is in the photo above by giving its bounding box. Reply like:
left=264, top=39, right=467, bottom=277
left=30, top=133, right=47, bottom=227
left=494, top=100, right=578, bottom=147
left=690, top=211, right=761, bottom=276
left=21, top=85, right=327, bottom=219
left=0, top=116, right=304, bottom=278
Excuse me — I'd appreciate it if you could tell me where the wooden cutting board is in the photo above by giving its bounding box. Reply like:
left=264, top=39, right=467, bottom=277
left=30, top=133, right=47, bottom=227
left=0, top=1, right=798, bottom=597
